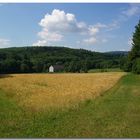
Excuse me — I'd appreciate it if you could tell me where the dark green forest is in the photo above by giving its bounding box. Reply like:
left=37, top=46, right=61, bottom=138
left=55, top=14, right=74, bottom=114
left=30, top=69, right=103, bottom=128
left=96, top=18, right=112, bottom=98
left=0, top=46, right=127, bottom=74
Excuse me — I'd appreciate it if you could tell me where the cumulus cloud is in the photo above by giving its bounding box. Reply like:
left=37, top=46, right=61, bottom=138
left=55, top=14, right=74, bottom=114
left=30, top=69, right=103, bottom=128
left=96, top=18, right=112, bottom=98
left=38, top=30, right=63, bottom=41
left=39, top=9, right=87, bottom=33
left=35, top=8, right=135, bottom=47
left=33, top=9, right=90, bottom=46
left=0, top=38, right=10, bottom=47
left=33, top=9, right=106, bottom=47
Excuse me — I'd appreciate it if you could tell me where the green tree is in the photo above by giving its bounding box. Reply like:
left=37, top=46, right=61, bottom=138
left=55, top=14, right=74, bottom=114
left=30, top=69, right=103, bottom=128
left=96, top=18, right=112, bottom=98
left=20, top=54, right=33, bottom=73
left=2, top=59, right=20, bottom=73
left=42, top=64, right=48, bottom=72
left=81, top=60, right=88, bottom=73
left=126, top=20, right=140, bottom=74
left=20, top=63, right=30, bottom=73
left=132, top=58, right=140, bottom=74
left=68, top=61, right=81, bottom=73
left=32, top=60, right=44, bottom=73
left=129, top=20, right=140, bottom=61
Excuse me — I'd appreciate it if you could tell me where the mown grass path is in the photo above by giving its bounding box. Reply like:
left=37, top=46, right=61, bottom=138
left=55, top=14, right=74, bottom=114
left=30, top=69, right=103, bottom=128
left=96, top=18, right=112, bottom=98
left=0, top=73, right=140, bottom=138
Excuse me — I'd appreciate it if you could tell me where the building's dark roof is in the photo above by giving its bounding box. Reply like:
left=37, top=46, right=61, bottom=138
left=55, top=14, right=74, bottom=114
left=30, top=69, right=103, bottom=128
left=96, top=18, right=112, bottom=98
left=52, top=65, right=64, bottom=71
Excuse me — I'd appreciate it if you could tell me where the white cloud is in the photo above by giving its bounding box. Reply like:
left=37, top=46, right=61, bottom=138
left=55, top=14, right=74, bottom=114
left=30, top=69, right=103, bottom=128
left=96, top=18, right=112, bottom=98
left=89, top=26, right=99, bottom=35
left=104, top=4, right=140, bottom=32
left=106, top=21, right=120, bottom=31
left=122, top=4, right=140, bottom=17
left=0, top=38, right=10, bottom=47
left=82, top=37, right=108, bottom=46
left=94, top=23, right=107, bottom=28
left=119, top=49, right=127, bottom=51
left=38, top=29, right=63, bottom=41
left=33, top=40, right=47, bottom=46
left=33, top=9, right=90, bottom=46
left=83, top=37, right=97, bottom=45
left=39, top=9, right=87, bottom=33
left=33, top=9, right=103, bottom=46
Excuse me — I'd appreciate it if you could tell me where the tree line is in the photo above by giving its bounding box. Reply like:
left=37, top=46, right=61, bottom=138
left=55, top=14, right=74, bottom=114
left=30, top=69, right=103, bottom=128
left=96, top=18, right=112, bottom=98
left=0, top=46, right=126, bottom=74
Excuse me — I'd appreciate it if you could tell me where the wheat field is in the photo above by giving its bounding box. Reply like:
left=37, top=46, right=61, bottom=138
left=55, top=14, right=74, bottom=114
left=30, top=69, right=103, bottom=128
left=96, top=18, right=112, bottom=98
left=0, top=72, right=125, bottom=111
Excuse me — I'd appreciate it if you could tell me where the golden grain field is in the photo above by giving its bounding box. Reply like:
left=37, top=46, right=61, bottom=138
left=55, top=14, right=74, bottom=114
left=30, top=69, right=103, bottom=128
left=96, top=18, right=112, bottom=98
left=0, top=72, right=125, bottom=111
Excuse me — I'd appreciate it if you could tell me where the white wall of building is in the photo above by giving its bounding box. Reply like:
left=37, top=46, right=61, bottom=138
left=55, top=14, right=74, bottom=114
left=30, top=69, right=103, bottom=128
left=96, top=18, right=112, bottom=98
left=49, top=65, right=54, bottom=72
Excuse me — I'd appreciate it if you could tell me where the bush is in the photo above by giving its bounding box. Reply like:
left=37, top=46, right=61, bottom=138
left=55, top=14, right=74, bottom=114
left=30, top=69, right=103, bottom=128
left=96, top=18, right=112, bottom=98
left=132, top=58, right=140, bottom=74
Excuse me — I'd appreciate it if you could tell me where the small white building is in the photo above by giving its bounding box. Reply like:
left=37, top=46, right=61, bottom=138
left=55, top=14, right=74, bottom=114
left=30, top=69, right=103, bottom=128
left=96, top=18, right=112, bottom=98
left=49, top=65, right=64, bottom=73
left=49, top=65, right=54, bottom=73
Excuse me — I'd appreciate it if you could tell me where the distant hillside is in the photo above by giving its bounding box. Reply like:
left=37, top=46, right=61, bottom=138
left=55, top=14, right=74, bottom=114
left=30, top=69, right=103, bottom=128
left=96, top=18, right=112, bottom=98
left=0, top=46, right=127, bottom=73
left=105, top=51, right=129, bottom=55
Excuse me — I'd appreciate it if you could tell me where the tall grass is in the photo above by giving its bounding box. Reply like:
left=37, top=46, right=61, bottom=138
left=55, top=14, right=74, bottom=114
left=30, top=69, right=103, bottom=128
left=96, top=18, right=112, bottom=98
left=0, top=73, right=124, bottom=111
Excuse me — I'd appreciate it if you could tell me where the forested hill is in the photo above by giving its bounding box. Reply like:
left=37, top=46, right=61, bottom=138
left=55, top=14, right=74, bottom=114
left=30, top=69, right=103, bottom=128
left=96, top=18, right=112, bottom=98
left=0, top=46, right=128, bottom=73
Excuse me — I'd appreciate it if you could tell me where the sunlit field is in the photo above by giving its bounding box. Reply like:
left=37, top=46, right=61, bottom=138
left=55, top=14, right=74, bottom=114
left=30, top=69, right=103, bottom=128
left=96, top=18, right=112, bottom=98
left=0, top=72, right=124, bottom=111
left=1, top=73, right=140, bottom=138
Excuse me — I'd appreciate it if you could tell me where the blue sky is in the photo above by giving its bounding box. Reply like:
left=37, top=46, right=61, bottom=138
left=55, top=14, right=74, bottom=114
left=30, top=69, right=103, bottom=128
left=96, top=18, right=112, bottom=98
left=0, top=3, right=140, bottom=52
